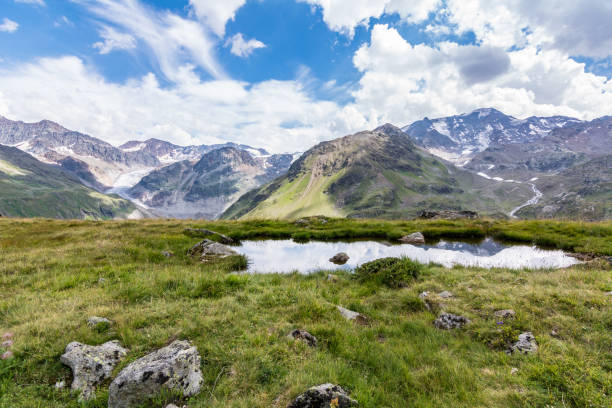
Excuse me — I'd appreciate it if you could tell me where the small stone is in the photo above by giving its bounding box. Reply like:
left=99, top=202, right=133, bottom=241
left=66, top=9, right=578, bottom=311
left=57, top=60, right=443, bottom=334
left=329, top=252, right=350, bottom=265
left=1, top=351, right=13, bottom=360
left=337, top=306, right=369, bottom=325
left=398, top=232, right=425, bottom=244
left=60, top=340, right=128, bottom=401
left=1, top=340, right=13, bottom=348
left=86, top=316, right=112, bottom=328
left=161, top=250, right=174, bottom=258
left=287, top=383, right=358, bottom=408
left=288, top=329, right=318, bottom=348
left=438, top=291, right=453, bottom=299
left=1, top=332, right=13, bottom=341
left=327, top=274, right=340, bottom=283
left=550, top=328, right=559, bottom=337
left=434, top=313, right=470, bottom=330
left=418, top=291, right=430, bottom=299
left=55, top=380, right=66, bottom=389
left=494, top=309, right=516, bottom=319
left=507, top=332, right=538, bottom=355
left=510, top=368, right=519, bottom=375
left=108, top=340, right=203, bottom=408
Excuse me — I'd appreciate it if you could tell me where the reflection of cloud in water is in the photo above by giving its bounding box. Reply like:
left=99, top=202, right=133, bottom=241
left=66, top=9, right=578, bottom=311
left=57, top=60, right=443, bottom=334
left=237, top=239, right=580, bottom=274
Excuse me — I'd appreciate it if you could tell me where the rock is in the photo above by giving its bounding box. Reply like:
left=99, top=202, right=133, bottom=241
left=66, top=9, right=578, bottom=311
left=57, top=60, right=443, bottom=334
left=493, top=309, right=516, bottom=319
left=434, top=313, right=470, bottom=330
left=288, top=329, right=318, bottom=347
left=108, top=340, right=203, bottom=408
left=418, top=291, right=429, bottom=299
left=87, top=316, right=112, bottom=328
left=510, top=367, right=519, bottom=375
left=327, top=274, right=340, bottom=283
left=1, top=340, right=13, bottom=348
left=287, top=383, right=358, bottom=408
left=161, top=250, right=174, bottom=258
left=551, top=328, right=559, bottom=337
left=418, top=210, right=479, bottom=220
left=337, top=306, right=369, bottom=325
left=1, top=351, right=13, bottom=360
left=98, top=278, right=106, bottom=284
left=183, top=228, right=234, bottom=244
left=60, top=340, right=128, bottom=401
left=329, top=252, right=349, bottom=265
left=508, top=332, right=538, bottom=355
left=438, top=291, right=453, bottom=299
left=55, top=380, right=66, bottom=389
left=398, top=232, right=425, bottom=244
left=187, top=239, right=237, bottom=262
left=165, top=405, right=186, bottom=408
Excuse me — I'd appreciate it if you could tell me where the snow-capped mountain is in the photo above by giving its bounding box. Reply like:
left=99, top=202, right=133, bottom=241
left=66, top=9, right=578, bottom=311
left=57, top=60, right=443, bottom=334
left=403, top=108, right=582, bottom=164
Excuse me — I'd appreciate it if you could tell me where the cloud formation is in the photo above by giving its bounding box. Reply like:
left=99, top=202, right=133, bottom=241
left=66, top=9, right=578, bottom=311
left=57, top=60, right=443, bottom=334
left=226, top=33, right=266, bottom=57
left=0, top=18, right=19, bottom=33
left=93, top=26, right=137, bottom=54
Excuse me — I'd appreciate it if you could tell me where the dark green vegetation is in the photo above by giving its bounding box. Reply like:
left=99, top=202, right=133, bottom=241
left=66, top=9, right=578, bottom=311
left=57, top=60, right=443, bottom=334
left=0, top=218, right=610, bottom=408
left=354, top=257, right=423, bottom=288
left=222, top=125, right=533, bottom=220
left=0, top=145, right=136, bottom=219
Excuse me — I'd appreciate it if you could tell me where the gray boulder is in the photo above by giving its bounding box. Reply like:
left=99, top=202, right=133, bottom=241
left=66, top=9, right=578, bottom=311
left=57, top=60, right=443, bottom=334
left=508, top=332, right=538, bottom=354
left=287, top=383, right=358, bottom=408
left=187, top=239, right=237, bottom=262
left=288, top=329, right=318, bottom=348
left=108, top=340, right=203, bottom=408
left=434, top=313, right=470, bottom=329
left=337, top=306, right=369, bottom=325
left=438, top=291, right=453, bottom=299
left=60, top=340, right=128, bottom=401
left=398, top=232, right=425, bottom=244
left=494, top=309, right=516, bottom=319
left=87, top=316, right=112, bottom=328
left=329, top=252, right=350, bottom=265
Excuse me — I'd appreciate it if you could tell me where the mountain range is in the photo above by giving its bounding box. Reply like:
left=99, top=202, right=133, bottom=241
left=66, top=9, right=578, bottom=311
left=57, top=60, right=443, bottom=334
left=0, top=109, right=609, bottom=221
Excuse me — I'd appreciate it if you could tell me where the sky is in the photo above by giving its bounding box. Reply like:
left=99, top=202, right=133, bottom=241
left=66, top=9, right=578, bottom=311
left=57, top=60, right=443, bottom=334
left=1, top=0, right=612, bottom=153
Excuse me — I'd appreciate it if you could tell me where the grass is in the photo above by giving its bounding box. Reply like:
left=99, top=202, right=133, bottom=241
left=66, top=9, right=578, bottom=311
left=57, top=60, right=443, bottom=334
left=0, top=218, right=610, bottom=407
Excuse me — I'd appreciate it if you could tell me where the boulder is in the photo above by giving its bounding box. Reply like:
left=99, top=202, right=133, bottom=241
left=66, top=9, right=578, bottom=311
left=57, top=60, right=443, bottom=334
left=493, top=309, right=516, bottom=319
left=60, top=340, right=128, bottom=401
left=398, top=232, right=425, bottom=244
left=329, top=253, right=350, bottom=265
left=108, top=340, right=203, bottom=408
left=434, top=313, right=470, bottom=330
left=507, top=332, right=538, bottom=355
left=337, top=306, right=368, bottom=325
left=87, top=316, right=112, bottom=328
left=438, top=291, right=453, bottom=299
left=187, top=239, right=237, bottom=262
left=288, top=329, right=318, bottom=348
left=287, top=383, right=358, bottom=408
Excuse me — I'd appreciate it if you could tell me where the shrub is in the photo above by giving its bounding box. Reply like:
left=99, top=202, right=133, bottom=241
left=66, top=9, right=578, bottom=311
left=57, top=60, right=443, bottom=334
left=354, top=257, right=423, bottom=288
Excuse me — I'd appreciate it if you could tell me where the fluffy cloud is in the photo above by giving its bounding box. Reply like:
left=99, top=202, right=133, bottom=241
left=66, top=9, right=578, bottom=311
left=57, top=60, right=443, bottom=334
left=189, top=0, right=246, bottom=37
left=0, top=56, right=365, bottom=152
left=0, top=18, right=19, bottom=33
left=302, top=0, right=440, bottom=37
left=93, top=26, right=136, bottom=54
left=226, top=33, right=266, bottom=57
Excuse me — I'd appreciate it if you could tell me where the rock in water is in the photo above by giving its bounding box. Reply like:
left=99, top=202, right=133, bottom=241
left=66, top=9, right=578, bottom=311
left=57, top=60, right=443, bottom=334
left=288, top=329, right=318, bottom=347
left=398, top=232, right=425, bottom=244
left=187, top=239, right=237, bottom=262
left=337, top=306, right=369, bottom=325
left=508, top=332, right=538, bottom=354
left=60, top=340, right=128, bottom=401
left=108, top=340, right=203, bottom=408
left=434, top=313, right=470, bottom=329
left=287, top=383, right=358, bottom=408
left=329, top=252, right=350, bottom=265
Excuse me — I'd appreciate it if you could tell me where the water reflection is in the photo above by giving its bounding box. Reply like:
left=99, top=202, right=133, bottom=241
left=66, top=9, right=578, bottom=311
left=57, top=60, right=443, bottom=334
left=236, top=238, right=579, bottom=274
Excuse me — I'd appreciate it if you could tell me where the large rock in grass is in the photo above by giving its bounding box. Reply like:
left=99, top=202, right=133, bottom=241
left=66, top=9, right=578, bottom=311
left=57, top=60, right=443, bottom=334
left=287, top=383, right=358, bottom=407
left=434, top=313, right=470, bottom=329
left=60, top=340, right=128, bottom=401
left=337, top=306, right=369, bottom=325
left=108, top=340, right=203, bottom=408
left=507, top=332, right=538, bottom=355
left=187, top=239, right=237, bottom=262
left=398, top=232, right=425, bottom=244
left=288, top=329, right=318, bottom=347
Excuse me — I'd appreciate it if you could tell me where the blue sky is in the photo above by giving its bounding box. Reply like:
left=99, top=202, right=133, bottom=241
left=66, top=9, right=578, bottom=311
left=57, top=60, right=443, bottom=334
left=1, top=0, right=612, bottom=152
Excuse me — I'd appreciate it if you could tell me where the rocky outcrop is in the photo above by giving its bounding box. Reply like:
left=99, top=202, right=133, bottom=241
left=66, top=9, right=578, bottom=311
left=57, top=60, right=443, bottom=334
left=287, top=383, right=358, bottom=408
left=60, top=340, right=128, bottom=400
left=508, top=332, right=538, bottom=354
left=288, top=329, right=318, bottom=348
left=418, top=210, right=479, bottom=220
left=329, top=253, right=350, bottom=265
left=187, top=239, right=237, bottom=262
left=434, top=313, right=470, bottom=329
left=337, top=306, right=369, bottom=325
left=399, top=232, right=425, bottom=244
left=108, top=340, right=203, bottom=408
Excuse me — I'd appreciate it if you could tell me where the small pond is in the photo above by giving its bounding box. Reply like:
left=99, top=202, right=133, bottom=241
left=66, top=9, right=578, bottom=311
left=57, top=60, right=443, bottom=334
left=235, top=238, right=580, bottom=274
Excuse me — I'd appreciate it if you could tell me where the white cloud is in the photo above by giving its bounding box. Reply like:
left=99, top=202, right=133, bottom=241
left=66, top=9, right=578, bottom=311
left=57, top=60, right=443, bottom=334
left=0, top=56, right=365, bottom=153
left=0, top=18, right=19, bottom=33
left=54, top=16, right=74, bottom=28
left=189, top=0, right=246, bottom=37
left=93, top=26, right=136, bottom=54
left=301, top=0, right=440, bottom=37
left=14, top=0, right=45, bottom=5
left=226, top=33, right=266, bottom=57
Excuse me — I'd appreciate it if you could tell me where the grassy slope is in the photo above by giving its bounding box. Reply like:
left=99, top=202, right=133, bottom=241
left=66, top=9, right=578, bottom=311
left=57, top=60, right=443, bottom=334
left=0, top=218, right=610, bottom=408
left=0, top=145, right=136, bottom=219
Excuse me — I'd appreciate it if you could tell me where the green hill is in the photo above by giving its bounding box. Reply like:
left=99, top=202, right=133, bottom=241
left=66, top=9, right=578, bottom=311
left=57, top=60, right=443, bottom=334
left=222, top=125, right=532, bottom=220
left=0, top=145, right=138, bottom=219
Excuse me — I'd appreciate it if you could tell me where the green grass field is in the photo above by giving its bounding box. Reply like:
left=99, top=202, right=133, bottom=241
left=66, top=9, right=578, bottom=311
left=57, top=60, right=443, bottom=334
left=0, top=218, right=610, bottom=407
